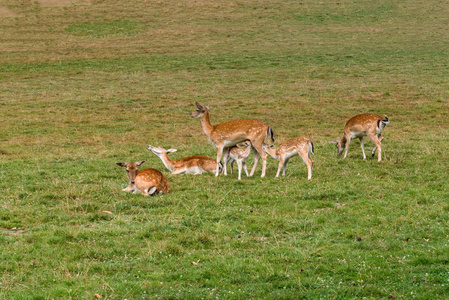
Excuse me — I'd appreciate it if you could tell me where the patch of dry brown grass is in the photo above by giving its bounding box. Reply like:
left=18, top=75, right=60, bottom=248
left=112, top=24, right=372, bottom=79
left=0, top=6, right=16, bottom=16
left=36, top=0, right=91, bottom=7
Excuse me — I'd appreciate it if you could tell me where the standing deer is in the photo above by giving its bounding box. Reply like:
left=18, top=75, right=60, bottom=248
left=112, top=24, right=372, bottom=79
left=330, top=114, right=389, bottom=161
left=222, top=141, right=252, bottom=180
left=263, top=136, right=314, bottom=179
left=190, top=102, right=274, bottom=177
left=116, top=161, right=170, bottom=195
left=147, top=145, right=220, bottom=175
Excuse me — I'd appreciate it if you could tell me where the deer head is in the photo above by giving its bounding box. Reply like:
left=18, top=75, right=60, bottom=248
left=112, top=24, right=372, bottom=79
left=190, top=102, right=209, bottom=119
left=330, top=138, right=345, bottom=156
left=148, top=145, right=177, bottom=157
left=116, top=161, right=145, bottom=185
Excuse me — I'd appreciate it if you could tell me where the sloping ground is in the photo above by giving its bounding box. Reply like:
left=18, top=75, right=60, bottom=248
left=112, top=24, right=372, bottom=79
left=1, top=0, right=449, bottom=299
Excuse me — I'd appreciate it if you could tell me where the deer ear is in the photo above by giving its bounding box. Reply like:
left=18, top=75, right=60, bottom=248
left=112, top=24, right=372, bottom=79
left=205, top=103, right=210, bottom=110
left=167, top=149, right=177, bottom=153
left=136, top=160, right=145, bottom=166
left=195, top=102, right=203, bottom=110
left=116, top=162, right=126, bottom=167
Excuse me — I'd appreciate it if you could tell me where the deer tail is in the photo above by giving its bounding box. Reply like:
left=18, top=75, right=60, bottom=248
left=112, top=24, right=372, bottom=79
left=267, top=127, right=275, bottom=143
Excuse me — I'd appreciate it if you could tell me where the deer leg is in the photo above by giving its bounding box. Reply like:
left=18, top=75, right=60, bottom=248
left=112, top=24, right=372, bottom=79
left=230, top=159, right=235, bottom=174
left=252, top=142, right=267, bottom=177
left=374, top=139, right=382, bottom=162
left=372, top=135, right=384, bottom=157
left=222, top=158, right=228, bottom=175
left=343, top=137, right=352, bottom=159
left=243, top=161, right=249, bottom=177
left=360, top=137, right=366, bottom=160
left=297, top=148, right=313, bottom=180
left=282, top=157, right=291, bottom=176
left=367, top=133, right=383, bottom=161
left=122, top=183, right=134, bottom=192
left=368, top=133, right=383, bottom=161
left=304, top=156, right=313, bottom=180
left=237, top=159, right=243, bottom=180
left=131, top=185, right=140, bottom=194
left=308, top=147, right=313, bottom=179
left=376, top=145, right=382, bottom=161
left=261, top=151, right=268, bottom=178
left=372, top=146, right=377, bottom=157
left=172, top=169, right=185, bottom=175
left=276, top=157, right=284, bottom=178
left=249, top=145, right=260, bottom=176
left=215, top=147, right=224, bottom=176
left=222, top=148, right=229, bottom=175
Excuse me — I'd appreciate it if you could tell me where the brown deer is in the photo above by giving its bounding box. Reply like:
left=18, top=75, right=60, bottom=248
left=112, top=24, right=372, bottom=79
left=263, top=136, right=314, bottom=179
left=116, top=161, right=169, bottom=195
left=190, top=102, right=274, bottom=177
left=222, top=141, right=252, bottom=180
left=330, top=114, right=389, bottom=161
left=147, top=145, right=220, bottom=175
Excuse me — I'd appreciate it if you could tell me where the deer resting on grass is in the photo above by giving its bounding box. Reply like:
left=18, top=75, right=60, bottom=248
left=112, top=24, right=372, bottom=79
left=116, top=161, right=170, bottom=195
left=190, top=102, right=274, bottom=177
left=263, top=136, right=314, bottom=179
left=147, top=145, right=221, bottom=175
left=330, top=113, right=389, bottom=161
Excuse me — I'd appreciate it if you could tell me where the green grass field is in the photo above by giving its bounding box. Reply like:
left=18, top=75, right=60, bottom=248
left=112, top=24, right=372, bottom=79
left=1, top=0, right=449, bottom=299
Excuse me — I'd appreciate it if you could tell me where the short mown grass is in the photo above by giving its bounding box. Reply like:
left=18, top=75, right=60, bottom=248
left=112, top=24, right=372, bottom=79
left=1, top=0, right=449, bottom=299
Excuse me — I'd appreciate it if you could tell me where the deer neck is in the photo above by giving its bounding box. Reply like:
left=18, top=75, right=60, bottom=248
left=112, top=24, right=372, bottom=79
left=159, top=153, right=179, bottom=172
left=200, top=110, right=215, bottom=139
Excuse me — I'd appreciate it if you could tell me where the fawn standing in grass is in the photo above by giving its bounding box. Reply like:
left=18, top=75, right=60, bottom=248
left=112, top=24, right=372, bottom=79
left=263, top=136, right=314, bottom=179
left=222, top=141, right=252, bottom=180
left=330, top=114, right=389, bottom=161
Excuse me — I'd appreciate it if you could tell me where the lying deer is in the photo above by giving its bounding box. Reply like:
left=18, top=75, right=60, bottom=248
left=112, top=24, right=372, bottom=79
left=148, top=145, right=220, bottom=175
left=263, top=136, right=314, bottom=179
left=190, top=102, right=274, bottom=177
left=330, top=113, right=389, bottom=161
left=116, top=161, right=170, bottom=195
left=222, top=141, right=252, bottom=180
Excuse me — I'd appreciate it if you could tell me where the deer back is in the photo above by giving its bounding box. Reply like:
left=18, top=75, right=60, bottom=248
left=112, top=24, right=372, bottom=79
left=179, top=155, right=217, bottom=171
left=344, top=114, right=384, bottom=135
left=211, top=119, right=269, bottom=145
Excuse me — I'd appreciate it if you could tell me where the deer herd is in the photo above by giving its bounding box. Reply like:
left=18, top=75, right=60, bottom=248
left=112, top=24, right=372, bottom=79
left=117, top=102, right=389, bottom=196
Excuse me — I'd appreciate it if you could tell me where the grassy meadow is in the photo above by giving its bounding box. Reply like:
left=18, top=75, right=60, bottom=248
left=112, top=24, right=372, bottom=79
left=1, top=0, right=449, bottom=298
